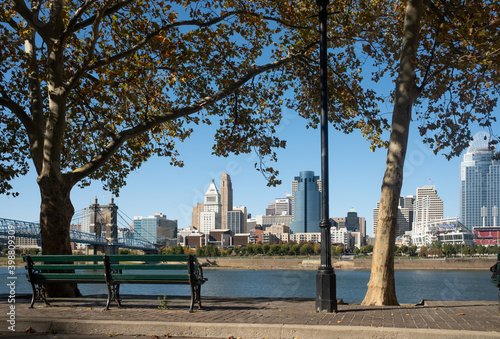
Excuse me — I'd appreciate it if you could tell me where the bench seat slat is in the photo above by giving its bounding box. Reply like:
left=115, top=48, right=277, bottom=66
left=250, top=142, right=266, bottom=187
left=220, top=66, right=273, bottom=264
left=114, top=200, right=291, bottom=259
left=109, top=264, right=188, bottom=270
left=112, top=280, right=191, bottom=285
left=112, top=274, right=189, bottom=281
left=107, top=254, right=190, bottom=262
left=31, top=264, right=104, bottom=270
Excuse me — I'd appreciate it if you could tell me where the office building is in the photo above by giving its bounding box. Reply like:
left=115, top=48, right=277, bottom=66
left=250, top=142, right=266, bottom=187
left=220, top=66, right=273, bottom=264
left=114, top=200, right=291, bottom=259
left=373, top=198, right=413, bottom=238
left=227, top=210, right=244, bottom=235
left=414, top=186, right=443, bottom=233
left=403, top=196, right=415, bottom=230
left=266, top=197, right=291, bottom=216
left=133, top=213, right=177, bottom=246
left=191, top=203, right=204, bottom=230
left=460, top=131, right=500, bottom=230
left=275, top=198, right=291, bottom=215
left=199, top=179, right=222, bottom=234
left=266, top=203, right=276, bottom=216
left=261, top=214, right=293, bottom=229
left=233, top=206, right=248, bottom=233
left=289, top=171, right=321, bottom=233
left=332, top=208, right=366, bottom=238
left=220, top=173, right=233, bottom=229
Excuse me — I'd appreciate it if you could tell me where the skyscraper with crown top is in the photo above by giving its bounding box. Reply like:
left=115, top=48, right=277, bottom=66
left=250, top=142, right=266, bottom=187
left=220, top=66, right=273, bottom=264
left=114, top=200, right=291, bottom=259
left=199, top=179, right=222, bottom=234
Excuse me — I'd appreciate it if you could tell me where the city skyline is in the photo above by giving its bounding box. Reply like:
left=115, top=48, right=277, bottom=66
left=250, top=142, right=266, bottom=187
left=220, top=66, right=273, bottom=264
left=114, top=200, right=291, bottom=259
left=0, top=112, right=496, bottom=236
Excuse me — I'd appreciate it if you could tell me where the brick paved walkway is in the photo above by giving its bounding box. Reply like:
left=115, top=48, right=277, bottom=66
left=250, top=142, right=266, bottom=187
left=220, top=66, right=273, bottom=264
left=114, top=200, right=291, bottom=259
left=2, top=295, right=499, bottom=338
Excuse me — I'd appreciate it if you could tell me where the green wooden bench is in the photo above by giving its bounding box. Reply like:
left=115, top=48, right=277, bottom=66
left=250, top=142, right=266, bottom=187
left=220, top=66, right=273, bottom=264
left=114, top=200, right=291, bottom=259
left=24, top=254, right=106, bottom=308
left=104, top=254, right=207, bottom=312
left=24, top=254, right=207, bottom=312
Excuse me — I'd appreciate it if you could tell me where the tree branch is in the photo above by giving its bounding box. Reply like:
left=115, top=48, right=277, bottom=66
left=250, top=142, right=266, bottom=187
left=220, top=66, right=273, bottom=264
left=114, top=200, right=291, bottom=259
left=65, top=0, right=112, bottom=91
left=86, top=11, right=241, bottom=72
left=64, top=0, right=99, bottom=37
left=0, top=91, right=32, bottom=131
left=68, top=43, right=314, bottom=183
left=68, top=0, right=135, bottom=33
left=11, top=0, right=52, bottom=43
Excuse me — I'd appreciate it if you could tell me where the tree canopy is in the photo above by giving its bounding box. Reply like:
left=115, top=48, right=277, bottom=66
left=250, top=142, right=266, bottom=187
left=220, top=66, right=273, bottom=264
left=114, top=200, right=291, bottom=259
left=363, top=0, right=499, bottom=157
left=0, top=0, right=389, bottom=199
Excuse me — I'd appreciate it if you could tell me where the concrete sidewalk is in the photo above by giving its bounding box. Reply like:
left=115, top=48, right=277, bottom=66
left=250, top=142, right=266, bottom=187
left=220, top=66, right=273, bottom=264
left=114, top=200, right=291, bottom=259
left=1, top=295, right=499, bottom=338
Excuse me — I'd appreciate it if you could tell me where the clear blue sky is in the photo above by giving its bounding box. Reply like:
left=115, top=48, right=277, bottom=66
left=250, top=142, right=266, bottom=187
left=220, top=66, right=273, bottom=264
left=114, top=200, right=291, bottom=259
left=1, top=99, right=496, bottom=236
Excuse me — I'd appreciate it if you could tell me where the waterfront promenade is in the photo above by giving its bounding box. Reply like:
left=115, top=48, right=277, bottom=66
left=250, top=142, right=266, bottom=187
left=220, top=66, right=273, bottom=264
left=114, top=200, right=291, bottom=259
left=1, top=294, right=499, bottom=338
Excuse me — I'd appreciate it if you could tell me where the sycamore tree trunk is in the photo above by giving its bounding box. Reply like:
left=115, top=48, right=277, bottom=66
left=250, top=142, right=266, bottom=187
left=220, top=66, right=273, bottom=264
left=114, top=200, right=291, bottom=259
left=38, top=176, right=81, bottom=297
left=362, top=0, right=422, bottom=306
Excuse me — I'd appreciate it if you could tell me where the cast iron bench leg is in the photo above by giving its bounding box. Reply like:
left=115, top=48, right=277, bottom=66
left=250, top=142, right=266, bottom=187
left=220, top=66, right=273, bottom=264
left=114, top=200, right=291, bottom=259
left=105, top=283, right=112, bottom=310
left=189, top=283, right=195, bottom=313
left=196, top=283, right=203, bottom=310
left=29, top=283, right=36, bottom=308
left=115, top=284, right=123, bottom=308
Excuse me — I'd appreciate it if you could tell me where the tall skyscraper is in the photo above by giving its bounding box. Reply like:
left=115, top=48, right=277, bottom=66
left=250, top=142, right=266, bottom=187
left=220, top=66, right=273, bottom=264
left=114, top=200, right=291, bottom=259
left=413, top=185, right=443, bottom=235
left=289, top=171, right=321, bottom=234
left=199, top=179, right=222, bottom=234
left=220, top=173, right=233, bottom=229
left=460, top=131, right=500, bottom=230
left=291, top=176, right=321, bottom=218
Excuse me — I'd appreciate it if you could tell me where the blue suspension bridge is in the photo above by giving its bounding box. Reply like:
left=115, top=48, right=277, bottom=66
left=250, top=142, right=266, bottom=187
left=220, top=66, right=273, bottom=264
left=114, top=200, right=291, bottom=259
left=0, top=204, right=158, bottom=253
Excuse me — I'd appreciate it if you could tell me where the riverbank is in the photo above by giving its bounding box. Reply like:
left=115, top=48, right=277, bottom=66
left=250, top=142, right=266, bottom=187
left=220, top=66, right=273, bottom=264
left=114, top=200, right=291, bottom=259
left=2, top=255, right=496, bottom=270
left=200, top=256, right=497, bottom=270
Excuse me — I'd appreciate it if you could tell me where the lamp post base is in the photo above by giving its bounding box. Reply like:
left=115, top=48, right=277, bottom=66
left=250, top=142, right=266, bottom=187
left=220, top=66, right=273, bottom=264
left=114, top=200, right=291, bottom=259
left=316, top=268, right=337, bottom=313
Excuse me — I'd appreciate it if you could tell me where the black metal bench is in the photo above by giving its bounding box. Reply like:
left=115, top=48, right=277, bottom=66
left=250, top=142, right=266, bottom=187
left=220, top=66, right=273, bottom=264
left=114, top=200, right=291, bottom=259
left=491, top=252, right=500, bottom=315
left=24, top=254, right=207, bottom=312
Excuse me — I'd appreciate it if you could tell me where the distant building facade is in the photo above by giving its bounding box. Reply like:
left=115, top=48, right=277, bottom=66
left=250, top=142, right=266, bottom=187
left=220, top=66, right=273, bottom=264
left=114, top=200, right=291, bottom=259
left=191, top=203, right=204, bottom=230
left=199, top=179, right=222, bottom=234
left=373, top=196, right=415, bottom=239
left=289, top=171, right=321, bottom=234
left=227, top=210, right=244, bottom=235
left=233, top=206, right=248, bottom=233
left=460, top=131, right=500, bottom=230
left=220, top=173, right=233, bottom=229
left=133, top=213, right=177, bottom=246
left=413, top=186, right=443, bottom=238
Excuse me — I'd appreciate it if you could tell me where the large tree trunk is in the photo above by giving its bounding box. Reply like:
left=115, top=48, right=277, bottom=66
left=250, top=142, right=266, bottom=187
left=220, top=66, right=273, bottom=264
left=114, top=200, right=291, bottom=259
left=362, top=0, right=422, bottom=306
left=38, top=176, right=81, bottom=297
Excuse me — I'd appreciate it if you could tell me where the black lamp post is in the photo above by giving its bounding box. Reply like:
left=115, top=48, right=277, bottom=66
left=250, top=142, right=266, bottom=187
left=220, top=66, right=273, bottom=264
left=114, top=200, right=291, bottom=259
left=315, top=0, right=337, bottom=313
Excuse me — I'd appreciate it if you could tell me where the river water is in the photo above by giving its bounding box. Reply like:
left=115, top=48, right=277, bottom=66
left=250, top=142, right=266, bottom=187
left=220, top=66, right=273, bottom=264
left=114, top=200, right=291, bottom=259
left=1, top=267, right=496, bottom=304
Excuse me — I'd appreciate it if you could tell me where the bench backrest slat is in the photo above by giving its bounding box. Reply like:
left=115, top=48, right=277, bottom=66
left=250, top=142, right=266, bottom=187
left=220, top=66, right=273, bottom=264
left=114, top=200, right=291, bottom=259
left=106, top=254, right=191, bottom=262
left=25, top=255, right=105, bottom=262
left=109, top=264, right=188, bottom=270
left=29, top=264, right=104, bottom=271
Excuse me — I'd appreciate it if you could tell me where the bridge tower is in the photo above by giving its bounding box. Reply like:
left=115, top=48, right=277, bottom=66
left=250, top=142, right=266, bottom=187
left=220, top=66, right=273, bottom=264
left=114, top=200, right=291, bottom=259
left=105, top=197, right=119, bottom=254
left=87, top=197, right=118, bottom=254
